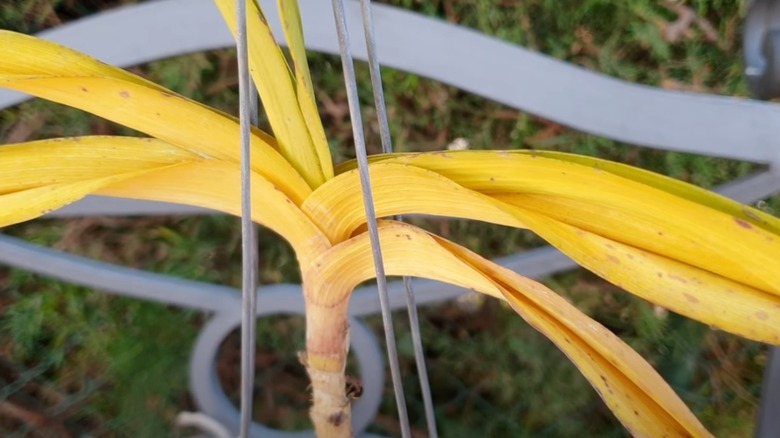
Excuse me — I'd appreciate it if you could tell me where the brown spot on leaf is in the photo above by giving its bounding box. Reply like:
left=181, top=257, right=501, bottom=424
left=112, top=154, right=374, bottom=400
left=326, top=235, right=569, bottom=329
left=735, top=217, right=753, bottom=229
left=606, top=255, right=620, bottom=264
left=668, top=274, right=688, bottom=284
left=119, top=90, right=130, bottom=98
left=489, top=177, right=495, bottom=182
left=80, top=87, right=88, bottom=92
left=756, top=311, right=769, bottom=321
left=683, top=293, right=699, bottom=304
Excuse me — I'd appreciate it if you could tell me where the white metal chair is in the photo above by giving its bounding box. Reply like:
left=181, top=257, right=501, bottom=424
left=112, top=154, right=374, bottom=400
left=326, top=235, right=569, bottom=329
left=2, top=0, right=780, bottom=436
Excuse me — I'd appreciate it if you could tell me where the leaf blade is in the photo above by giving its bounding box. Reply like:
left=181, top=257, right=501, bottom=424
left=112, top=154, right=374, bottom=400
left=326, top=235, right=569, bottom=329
left=213, top=0, right=330, bottom=187
left=306, top=222, right=712, bottom=437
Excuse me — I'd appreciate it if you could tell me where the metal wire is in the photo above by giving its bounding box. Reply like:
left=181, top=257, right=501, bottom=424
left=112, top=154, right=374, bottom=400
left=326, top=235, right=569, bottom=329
left=236, top=0, right=258, bottom=436
left=357, top=1, right=438, bottom=436
left=330, top=0, right=411, bottom=436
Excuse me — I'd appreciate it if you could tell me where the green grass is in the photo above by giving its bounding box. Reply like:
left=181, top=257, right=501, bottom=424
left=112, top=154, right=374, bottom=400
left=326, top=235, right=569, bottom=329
left=0, top=0, right=776, bottom=436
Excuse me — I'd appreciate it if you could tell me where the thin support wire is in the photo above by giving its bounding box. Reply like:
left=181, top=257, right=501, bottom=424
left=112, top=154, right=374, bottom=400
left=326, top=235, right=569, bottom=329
left=236, top=0, right=258, bottom=436
left=330, top=0, right=411, bottom=436
left=357, top=1, right=438, bottom=436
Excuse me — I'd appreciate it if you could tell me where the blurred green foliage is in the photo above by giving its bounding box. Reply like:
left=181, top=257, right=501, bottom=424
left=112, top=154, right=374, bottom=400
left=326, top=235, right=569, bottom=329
left=0, top=0, right=775, bottom=437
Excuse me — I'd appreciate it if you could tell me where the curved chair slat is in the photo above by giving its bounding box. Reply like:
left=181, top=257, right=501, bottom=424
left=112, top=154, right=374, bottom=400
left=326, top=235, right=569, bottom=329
left=0, top=0, right=778, bottom=163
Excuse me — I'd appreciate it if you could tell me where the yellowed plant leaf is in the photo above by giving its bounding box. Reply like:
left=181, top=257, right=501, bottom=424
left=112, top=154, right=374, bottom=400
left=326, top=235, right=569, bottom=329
left=0, top=136, right=198, bottom=195
left=341, top=151, right=780, bottom=295
left=496, top=191, right=780, bottom=297
left=98, top=160, right=330, bottom=264
left=495, top=200, right=780, bottom=344
left=213, top=0, right=330, bottom=187
left=531, top=150, right=780, bottom=235
left=305, top=222, right=712, bottom=437
left=0, top=30, right=313, bottom=204
left=0, top=167, right=173, bottom=228
left=0, top=76, right=310, bottom=205
left=276, top=0, right=333, bottom=181
left=302, top=163, right=525, bottom=242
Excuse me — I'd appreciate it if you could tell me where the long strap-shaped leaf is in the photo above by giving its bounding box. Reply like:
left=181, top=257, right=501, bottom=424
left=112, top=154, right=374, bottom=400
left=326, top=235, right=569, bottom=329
left=325, top=154, right=780, bottom=343
left=0, top=31, right=311, bottom=205
left=275, top=0, right=334, bottom=182
left=0, top=166, right=181, bottom=226
left=0, top=142, right=330, bottom=264
left=533, top=150, right=780, bottom=235
left=96, top=160, right=331, bottom=265
left=498, top=200, right=780, bottom=344
left=213, top=0, right=332, bottom=188
left=0, top=137, right=199, bottom=194
left=303, top=163, right=525, bottom=242
left=304, top=222, right=713, bottom=437
left=342, top=152, right=780, bottom=295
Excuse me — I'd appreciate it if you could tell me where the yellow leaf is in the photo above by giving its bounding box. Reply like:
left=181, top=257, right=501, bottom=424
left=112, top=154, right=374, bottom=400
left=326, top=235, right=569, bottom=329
left=496, top=191, right=780, bottom=297
left=344, top=151, right=780, bottom=295
left=0, top=136, right=198, bottom=195
left=97, top=160, right=330, bottom=265
left=302, top=163, right=525, bottom=242
left=0, top=30, right=311, bottom=205
left=276, top=0, right=334, bottom=181
left=0, top=167, right=173, bottom=228
left=213, top=0, right=330, bottom=187
left=0, top=31, right=169, bottom=91
left=305, top=222, right=711, bottom=437
left=531, top=150, right=780, bottom=235
left=495, top=201, right=780, bottom=344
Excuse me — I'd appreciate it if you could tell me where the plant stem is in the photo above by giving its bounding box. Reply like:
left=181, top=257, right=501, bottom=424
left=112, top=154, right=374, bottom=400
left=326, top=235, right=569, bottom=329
left=302, top=282, right=352, bottom=438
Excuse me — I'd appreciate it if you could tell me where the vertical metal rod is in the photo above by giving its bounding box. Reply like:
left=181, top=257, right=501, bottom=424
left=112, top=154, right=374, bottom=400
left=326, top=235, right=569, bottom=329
left=330, top=1, right=411, bottom=436
left=357, top=1, right=438, bottom=436
left=236, top=0, right=258, bottom=436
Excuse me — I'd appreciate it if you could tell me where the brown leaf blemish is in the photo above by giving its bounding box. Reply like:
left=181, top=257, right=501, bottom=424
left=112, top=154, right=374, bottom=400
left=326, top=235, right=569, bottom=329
left=80, top=86, right=88, bottom=92
left=668, top=274, right=688, bottom=284
left=735, top=217, right=753, bottom=229
left=682, top=293, right=699, bottom=304
left=119, top=90, right=130, bottom=98
left=756, top=311, right=769, bottom=321
left=606, top=255, right=620, bottom=264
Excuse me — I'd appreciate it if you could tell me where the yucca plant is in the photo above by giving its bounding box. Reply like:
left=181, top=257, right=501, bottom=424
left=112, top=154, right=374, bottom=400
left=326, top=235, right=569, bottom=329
left=2, top=1, right=779, bottom=436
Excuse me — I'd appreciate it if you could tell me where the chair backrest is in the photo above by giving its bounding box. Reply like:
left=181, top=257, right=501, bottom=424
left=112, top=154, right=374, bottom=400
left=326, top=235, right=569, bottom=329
left=2, top=1, right=779, bottom=436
